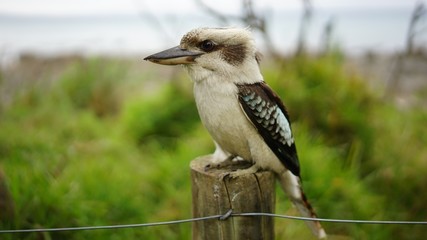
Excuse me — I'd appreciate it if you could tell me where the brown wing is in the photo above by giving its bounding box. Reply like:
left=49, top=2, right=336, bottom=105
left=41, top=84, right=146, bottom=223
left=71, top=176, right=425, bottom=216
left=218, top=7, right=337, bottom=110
left=237, top=82, right=300, bottom=176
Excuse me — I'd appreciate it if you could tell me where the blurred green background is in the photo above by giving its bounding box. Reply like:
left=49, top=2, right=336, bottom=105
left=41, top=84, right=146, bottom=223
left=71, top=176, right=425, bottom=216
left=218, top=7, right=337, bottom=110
left=1, top=53, right=427, bottom=239
left=1, top=1, right=427, bottom=239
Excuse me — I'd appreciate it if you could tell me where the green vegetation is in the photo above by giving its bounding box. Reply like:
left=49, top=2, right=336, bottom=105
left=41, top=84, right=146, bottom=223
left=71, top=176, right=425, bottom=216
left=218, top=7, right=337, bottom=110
left=0, top=54, right=426, bottom=239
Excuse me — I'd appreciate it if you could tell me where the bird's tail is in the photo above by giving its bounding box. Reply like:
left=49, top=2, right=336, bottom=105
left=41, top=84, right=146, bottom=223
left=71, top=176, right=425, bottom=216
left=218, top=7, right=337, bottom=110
left=278, top=171, right=327, bottom=239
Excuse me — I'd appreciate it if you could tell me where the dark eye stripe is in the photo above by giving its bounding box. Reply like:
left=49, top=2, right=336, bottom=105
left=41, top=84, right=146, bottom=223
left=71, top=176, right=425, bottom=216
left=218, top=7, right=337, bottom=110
left=199, top=40, right=216, bottom=52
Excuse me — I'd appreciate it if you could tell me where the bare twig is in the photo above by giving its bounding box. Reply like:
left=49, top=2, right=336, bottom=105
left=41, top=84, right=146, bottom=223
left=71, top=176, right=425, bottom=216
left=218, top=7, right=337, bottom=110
left=194, top=0, right=281, bottom=58
left=386, top=1, right=426, bottom=97
left=406, top=2, right=426, bottom=55
left=194, top=0, right=233, bottom=25
left=320, top=17, right=335, bottom=55
left=295, top=0, right=313, bottom=56
left=133, top=0, right=176, bottom=44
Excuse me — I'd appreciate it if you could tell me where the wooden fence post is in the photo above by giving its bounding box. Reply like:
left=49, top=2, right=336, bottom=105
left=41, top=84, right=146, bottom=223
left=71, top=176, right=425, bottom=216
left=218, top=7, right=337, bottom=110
left=190, top=155, right=276, bottom=240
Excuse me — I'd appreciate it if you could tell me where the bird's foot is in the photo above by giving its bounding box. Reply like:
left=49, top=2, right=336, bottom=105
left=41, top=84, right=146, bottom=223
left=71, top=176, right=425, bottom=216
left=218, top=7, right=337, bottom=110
left=204, top=155, right=252, bottom=172
left=217, top=164, right=260, bottom=180
left=225, top=164, right=260, bottom=179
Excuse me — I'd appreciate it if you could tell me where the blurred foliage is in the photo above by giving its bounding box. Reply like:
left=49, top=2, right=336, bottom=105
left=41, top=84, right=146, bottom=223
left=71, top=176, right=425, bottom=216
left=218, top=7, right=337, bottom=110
left=121, top=81, right=199, bottom=147
left=0, top=55, right=426, bottom=240
left=57, top=58, right=125, bottom=117
left=264, top=53, right=376, bottom=174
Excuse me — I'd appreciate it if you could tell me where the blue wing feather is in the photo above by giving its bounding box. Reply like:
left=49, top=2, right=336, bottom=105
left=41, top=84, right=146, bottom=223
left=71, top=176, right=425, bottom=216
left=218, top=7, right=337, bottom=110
left=237, top=82, right=300, bottom=176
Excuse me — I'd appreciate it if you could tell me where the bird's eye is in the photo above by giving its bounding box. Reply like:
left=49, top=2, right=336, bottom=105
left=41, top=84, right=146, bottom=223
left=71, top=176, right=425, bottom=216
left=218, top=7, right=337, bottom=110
left=199, top=40, right=216, bottom=52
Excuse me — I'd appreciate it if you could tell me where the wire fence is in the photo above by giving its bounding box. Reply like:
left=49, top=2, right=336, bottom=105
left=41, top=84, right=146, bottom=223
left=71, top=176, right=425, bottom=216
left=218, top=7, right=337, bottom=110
left=1, top=210, right=427, bottom=234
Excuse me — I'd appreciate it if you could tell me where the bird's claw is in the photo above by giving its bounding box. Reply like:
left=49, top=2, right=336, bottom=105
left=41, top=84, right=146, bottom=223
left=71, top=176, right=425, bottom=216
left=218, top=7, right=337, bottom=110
left=218, top=169, right=248, bottom=181
left=204, top=163, right=222, bottom=171
left=204, top=156, right=253, bottom=173
left=204, top=155, right=236, bottom=172
left=218, top=172, right=231, bottom=181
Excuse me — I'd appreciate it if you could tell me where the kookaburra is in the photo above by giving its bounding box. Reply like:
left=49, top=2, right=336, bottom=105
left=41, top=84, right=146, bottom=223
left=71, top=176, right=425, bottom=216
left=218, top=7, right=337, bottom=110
left=144, top=27, right=326, bottom=239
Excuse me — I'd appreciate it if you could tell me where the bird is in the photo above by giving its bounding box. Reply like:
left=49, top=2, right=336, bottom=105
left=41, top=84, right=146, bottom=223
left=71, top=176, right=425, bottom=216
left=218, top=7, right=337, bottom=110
left=144, top=27, right=326, bottom=239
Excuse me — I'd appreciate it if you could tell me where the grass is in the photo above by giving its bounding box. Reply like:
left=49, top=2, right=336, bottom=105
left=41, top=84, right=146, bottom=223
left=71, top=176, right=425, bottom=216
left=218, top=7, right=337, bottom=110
left=0, top=54, right=426, bottom=239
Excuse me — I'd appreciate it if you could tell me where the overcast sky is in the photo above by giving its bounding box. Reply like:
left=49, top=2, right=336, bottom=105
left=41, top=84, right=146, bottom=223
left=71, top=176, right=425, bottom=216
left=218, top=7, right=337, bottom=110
left=0, top=0, right=421, bottom=16
left=0, top=0, right=424, bottom=61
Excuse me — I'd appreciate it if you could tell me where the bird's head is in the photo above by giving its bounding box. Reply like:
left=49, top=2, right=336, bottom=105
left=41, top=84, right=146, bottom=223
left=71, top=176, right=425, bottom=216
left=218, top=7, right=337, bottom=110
left=144, top=27, right=262, bottom=83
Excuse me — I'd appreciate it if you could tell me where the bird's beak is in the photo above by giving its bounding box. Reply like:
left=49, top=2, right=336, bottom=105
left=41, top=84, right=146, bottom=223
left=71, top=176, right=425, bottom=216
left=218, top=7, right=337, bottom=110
left=144, top=46, right=203, bottom=65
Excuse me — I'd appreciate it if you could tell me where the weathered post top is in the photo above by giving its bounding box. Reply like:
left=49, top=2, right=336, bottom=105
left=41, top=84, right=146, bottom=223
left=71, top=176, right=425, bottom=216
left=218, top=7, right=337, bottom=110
left=190, top=155, right=276, bottom=240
